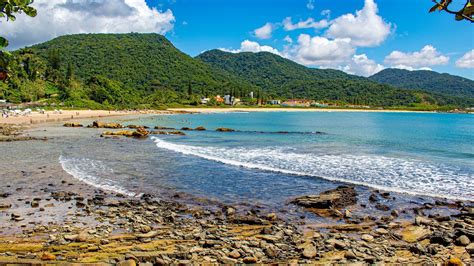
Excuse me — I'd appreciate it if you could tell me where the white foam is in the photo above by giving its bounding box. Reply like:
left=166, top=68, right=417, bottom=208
left=59, top=155, right=136, bottom=197
left=152, top=137, right=474, bottom=201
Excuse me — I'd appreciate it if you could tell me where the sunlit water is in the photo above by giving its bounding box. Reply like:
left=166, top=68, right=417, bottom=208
left=56, top=112, right=473, bottom=207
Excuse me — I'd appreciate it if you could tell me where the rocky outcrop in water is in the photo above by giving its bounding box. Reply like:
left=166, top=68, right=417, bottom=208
left=216, top=127, right=235, bottom=132
left=291, top=186, right=357, bottom=209
left=89, top=121, right=123, bottom=129
left=63, top=122, right=83, bottom=127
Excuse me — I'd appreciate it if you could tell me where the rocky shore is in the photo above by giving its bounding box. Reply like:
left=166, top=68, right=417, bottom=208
left=0, top=120, right=472, bottom=265
left=0, top=180, right=472, bottom=265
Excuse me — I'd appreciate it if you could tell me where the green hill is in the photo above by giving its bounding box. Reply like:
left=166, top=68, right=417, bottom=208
left=0, top=33, right=472, bottom=110
left=197, top=49, right=473, bottom=108
left=369, top=68, right=474, bottom=98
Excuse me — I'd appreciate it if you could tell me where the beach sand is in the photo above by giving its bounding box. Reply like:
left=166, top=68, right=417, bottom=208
left=168, top=107, right=435, bottom=113
left=0, top=109, right=175, bottom=126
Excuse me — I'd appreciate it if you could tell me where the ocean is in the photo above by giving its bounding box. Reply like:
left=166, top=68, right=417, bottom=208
left=55, top=111, right=473, bottom=210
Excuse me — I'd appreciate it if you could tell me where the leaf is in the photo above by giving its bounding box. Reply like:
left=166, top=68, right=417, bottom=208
left=0, top=37, right=8, bottom=48
left=429, top=4, right=440, bottom=13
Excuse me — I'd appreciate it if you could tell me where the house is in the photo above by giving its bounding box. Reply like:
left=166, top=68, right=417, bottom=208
left=281, top=99, right=313, bottom=107
left=215, top=95, right=225, bottom=104
left=201, top=97, right=210, bottom=104
left=224, top=95, right=240, bottom=105
left=311, top=102, right=329, bottom=108
left=267, top=100, right=281, bottom=105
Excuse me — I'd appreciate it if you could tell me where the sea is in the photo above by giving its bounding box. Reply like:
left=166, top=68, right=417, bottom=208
left=52, top=111, right=474, bottom=211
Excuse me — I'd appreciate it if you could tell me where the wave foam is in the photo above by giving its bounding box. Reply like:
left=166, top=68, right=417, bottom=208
left=152, top=137, right=474, bottom=201
left=59, top=155, right=136, bottom=197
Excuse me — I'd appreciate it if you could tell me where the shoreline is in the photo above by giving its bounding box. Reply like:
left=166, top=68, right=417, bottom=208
left=168, top=107, right=445, bottom=114
left=0, top=113, right=472, bottom=264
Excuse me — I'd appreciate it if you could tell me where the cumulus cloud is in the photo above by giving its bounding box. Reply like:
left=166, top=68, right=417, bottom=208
left=455, top=49, right=474, bottom=68
left=220, top=40, right=281, bottom=55
left=283, top=17, right=329, bottom=31
left=326, top=0, right=392, bottom=47
left=286, top=34, right=354, bottom=67
left=1, top=0, right=175, bottom=49
left=307, top=0, right=315, bottom=10
left=384, top=45, right=449, bottom=68
left=253, top=23, right=274, bottom=40
left=342, top=54, right=385, bottom=77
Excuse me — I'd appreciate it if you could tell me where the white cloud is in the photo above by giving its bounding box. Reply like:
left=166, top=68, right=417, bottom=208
left=455, top=49, right=474, bottom=68
left=391, top=65, right=432, bottom=71
left=326, top=0, right=392, bottom=47
left=253, top=23, right=274, bottom=40
left=283, top=17, right=329, bottom=31
left=220, top=40, right=281, bottom=55
left=283, top=35, right=293, bottom=43
left=321, top=9, right=331, bottom=18
left=1, top=0, right=175, bottom=49
left=286, top=34, right=354, bottom=67
left=307, top=0, right=315, bottom=10
left=342, top=54, right=385, bottom=77
left=384, top=45, right=449, bottom=68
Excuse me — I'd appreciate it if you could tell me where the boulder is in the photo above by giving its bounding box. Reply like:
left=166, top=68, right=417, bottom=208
left=0, top=202, right=11, bottom=209
left=154, top=126, right=176, bottom=130
left=401, top=226, right=432, bottom=243
left=466, top=243, right=474, bottom=254
left=90, top=121, right=123, bottom=128
left=194, top=126, right=206, bottom=131
left=63, top=122, right=83, bottom=127
left=181, top=127, right=193, bottom=131
left=150, top=130, right=186, bottom=136
left=216, top=127, right=236, bottom=132
left=457, top=235, right=470, bottom=246
left=291, top=186, right=357, bottom=209
left=302, top=244, right=317, bottom=258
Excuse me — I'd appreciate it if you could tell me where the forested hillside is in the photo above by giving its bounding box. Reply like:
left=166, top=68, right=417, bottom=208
left=197, top=50, right=474, bottom=108
left=370, top=69, right=474, bottom=99
left=0, top=33, right=472, bottom=109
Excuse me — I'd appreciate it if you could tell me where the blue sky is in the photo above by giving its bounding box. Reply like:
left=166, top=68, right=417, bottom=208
left=2, top=0, right=473, bottom=78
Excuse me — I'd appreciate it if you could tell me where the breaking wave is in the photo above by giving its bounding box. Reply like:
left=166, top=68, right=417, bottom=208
left=59, top=155, right=136, bottom=197
left=152, top=137, right=474, bottom=201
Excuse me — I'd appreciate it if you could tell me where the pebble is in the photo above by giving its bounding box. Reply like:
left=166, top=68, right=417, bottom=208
left=302, top=244, right=317, bottom=258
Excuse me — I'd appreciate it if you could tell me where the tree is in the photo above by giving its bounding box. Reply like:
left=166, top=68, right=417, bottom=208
left=429, top=0, right=474, bottom=22
left=0, top=0, right=37, bottom=48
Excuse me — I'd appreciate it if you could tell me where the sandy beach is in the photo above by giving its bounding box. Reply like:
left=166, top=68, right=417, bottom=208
left=168, top=107, right=438, bottom=114
left=0, top=110, right=167, bottom=126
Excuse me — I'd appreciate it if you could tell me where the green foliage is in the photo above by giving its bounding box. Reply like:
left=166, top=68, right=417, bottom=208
left=0, top=0, right=37, bottom=49
left=0, top=33, right=471, bottom=110
left=197, top=49, right=474, bottom=107
left=429, top=0, right=474, bottom=22
left=370, top=68, right=474, bottom=98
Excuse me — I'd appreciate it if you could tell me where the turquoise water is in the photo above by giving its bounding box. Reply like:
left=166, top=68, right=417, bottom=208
left=59, top=112, right=474, bottom=204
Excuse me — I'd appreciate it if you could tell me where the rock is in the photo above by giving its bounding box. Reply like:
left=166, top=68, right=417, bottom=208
left=225, top=207, right=235, bottom=216
left=375, top=203, right=390, bottom=211
left=361, top=234, right=374, bottom=242
left=194, top=126, right=206, bottom=131
left=243, top=257, right=257, bottom=263
left=302, top=244, right=317, bottom=258
left=63, top=122, right=83, bottom=127
left=64, top=234, right=78, bottom=241
left=154, top=126, right=175, bottom=130
left=446, top=257, right=463, bottom=266
left=466, top=243, right=474, bottom=254
left=216, top=127, right=236, bottom=132
left=430, top=231, right=452, bottom=246
left=228, top=249, right=241, bottom=259
left=31, top=201, right=39, bottom=208
left=116, top=259, right=136, bottom=266
left=345, top=250, right=358, bottom=260
left=90, top=121, right=123, bottom=128
left=76, top=231, right=89, bottom=242
left=0, top=202, right=11, bottom=209
left=136, top=231, right=159, bottom=239
left=344, top=209, right=352, bottom=218
left=41, top=252, right=56, bottom=261
left=401, top=226, right=432, bottom=243
left=375, top=228, right=389, bottom=235
left=457, top=235, right=470, bottom=246
left=291, top=186, right=357, bottom=209
left=415, top=216, right=432, bottom=226
left=127, top=125, right=149, bottom=129
left=369, top=193, right=378, bottom=202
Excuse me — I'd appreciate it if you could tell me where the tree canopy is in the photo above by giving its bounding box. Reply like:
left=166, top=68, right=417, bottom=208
left=429, top=0, right=474, bottom=22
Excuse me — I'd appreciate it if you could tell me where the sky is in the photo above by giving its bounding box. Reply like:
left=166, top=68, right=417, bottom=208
left=1, top=0, right=473, bottom=79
